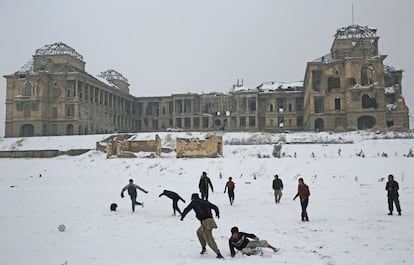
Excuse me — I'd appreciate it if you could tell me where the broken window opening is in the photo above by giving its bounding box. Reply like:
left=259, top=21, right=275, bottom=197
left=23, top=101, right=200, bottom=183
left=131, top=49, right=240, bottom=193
left=312, top=70, right=321, bottom=91
left=314, top=97, right=324, bottom=113
left=327, top=77, right=340, bottom=91
left=362, top=94, right=378, bottom=109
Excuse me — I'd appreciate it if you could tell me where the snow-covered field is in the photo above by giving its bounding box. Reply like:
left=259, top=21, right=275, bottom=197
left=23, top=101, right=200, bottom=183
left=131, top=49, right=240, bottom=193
left=1, top=131, right=413, bottom=265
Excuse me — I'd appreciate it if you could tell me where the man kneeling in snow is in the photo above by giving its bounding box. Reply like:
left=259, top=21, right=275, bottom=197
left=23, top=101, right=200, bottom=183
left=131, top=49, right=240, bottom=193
left=229, top=226, right=278, bottom=257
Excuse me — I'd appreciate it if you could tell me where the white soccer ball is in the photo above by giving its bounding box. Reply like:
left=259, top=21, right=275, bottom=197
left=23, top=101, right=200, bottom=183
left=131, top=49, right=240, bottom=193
left=58, top=224, right=66, bottom=232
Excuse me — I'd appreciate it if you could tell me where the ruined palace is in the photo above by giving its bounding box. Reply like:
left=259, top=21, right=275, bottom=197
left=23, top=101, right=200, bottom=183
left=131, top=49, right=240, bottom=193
left=3, top=25, right=409, bottom=137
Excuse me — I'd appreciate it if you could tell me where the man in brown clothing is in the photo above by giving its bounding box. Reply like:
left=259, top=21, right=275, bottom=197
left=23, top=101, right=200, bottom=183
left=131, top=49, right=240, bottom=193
left=293, top=177, right=310, bottom=221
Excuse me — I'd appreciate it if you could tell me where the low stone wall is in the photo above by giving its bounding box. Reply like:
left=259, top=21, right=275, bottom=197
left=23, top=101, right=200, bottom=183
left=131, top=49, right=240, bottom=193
left=0, top=149, right=91, bottom=158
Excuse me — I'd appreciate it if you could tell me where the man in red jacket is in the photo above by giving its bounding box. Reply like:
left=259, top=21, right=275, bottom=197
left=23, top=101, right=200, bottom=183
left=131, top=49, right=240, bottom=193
left=293, top=177, right=310, bottom=221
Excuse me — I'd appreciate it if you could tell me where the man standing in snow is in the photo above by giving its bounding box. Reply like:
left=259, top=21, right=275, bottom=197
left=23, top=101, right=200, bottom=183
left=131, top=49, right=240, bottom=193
left=385, top=174, right=402, bottom=215
left=293, top=177, right=310, bottom=221
left=180, top=193, right=224, bottom=259
left=159, top=189, right=186, bottom=216
left=228, top=226, right=278, bottom=257
left=121, top=178, right=148, bottom=212
left=224, top=177, right=235, bottom=205
left=199, top=171, right=214, bottom=200
left=272, top=174, right=283, bottom=203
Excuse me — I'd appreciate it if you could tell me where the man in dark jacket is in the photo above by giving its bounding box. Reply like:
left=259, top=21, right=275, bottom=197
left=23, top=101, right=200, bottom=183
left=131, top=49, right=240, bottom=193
left=229, top=226, right=278, bottom=257
left=181, top=193, right=224, bottom=259
left=121, top=179, right=148, bottom=212
left=385, top=174, right=402, bottom=215
left=272, top=174, right=284, bottom=203
left=293, top=177, right=310, bottom=221
left=159, top=189, right=186, bottom=216
left=199, top=171, right=214, bottom=200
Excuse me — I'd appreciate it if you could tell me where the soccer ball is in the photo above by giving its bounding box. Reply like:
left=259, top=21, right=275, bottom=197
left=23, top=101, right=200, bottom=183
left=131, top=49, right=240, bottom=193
left=58, top=224, right=66, bottom=232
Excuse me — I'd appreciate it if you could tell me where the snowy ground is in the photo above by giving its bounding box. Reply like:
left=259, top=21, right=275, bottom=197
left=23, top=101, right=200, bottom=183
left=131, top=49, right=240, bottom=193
left=1, top=131, right=413, bottom=265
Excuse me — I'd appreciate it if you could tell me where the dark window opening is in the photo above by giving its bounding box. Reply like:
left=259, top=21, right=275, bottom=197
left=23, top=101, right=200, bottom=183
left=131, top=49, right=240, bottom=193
left=312, top=70, right=321, bottom=91
left=335, top=98, right=341, bottom=110
left=347, top=77, right=356, bottom=86
left=249, top=98, right=256, bottom=111
left=327, top=77, right=340, bottom=91
left=362, top=94, right=378, bottom=109
left=297, top=116, right=303, bottom=126
left=202, top=117, right=209, bottom=128
left=193, top=117, right=200, bottom=128
left=184, top=118, right=191, bottom=128
left=249, top=116, right=255, bottom=127
left=240, top=116, right=246, bottom=127
left=314, top=97, right=324, bottom=113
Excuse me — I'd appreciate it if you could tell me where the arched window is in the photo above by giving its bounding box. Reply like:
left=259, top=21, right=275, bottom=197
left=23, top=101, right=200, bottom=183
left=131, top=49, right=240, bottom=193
left=357, top=116, right=376, bottom=130
left=20, top=124, right=34, bottom=137
left=315, top=118, right=324, bottom=132
left=24, top=81, right=32, bottom=96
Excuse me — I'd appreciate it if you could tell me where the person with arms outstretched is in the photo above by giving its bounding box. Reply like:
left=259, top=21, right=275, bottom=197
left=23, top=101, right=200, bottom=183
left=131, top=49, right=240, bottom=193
left=159, top=189, right=186, bottom=216
left=121, top=178, right=148, bottom=212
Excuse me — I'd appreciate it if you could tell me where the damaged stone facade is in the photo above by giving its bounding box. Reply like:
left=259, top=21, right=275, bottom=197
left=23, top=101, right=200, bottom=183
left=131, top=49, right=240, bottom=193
left=176, top=135, right=223, bottom=158
left=303, top=25, right=409, bottom=131
left=3, top=25, right=409, bottom=137
left=106, top=134, right=161, bottom=158
left=3, top=42, right=135, bottom=137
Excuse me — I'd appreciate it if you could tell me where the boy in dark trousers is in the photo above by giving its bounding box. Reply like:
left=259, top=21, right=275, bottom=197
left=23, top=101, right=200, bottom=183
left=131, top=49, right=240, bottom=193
left=121, top=178, right=148, bottom=212
left=293, top=177, right=310, bottom=221
left=386, top=174, right=402, bottom=215
left=181, top=193, right=224, bottom=259
left=272, top=174, right=283, bottom=203
left=224, top=177, right=235, bottom=205
left=229, top=226, right=278, bottom=257
left=199, top=171, right=214, bottom=200
left=159, top=189, right=186, bottom=216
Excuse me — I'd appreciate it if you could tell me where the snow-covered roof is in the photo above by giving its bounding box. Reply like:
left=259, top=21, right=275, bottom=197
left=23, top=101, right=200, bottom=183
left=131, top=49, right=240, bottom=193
left=15, top=59, right=34, bottom=75
left=335, top=25, right=377, bottom=39
left=385, top=86, right=396, bottom=94
left=231, top=85, right=253, bottom=93
left=313, top=53, right=332, bottom=63
left=257, top=81, right=303, bottom=92
left=97, top=69, right=129, bottom=85
left=35, top=42, right=83, bottom=61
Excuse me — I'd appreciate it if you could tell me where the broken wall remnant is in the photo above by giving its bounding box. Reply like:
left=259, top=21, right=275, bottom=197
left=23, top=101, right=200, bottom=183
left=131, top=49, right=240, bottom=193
left=106, top=134, right=161, bottom=158
left=176, top=135, right=223, bottom=158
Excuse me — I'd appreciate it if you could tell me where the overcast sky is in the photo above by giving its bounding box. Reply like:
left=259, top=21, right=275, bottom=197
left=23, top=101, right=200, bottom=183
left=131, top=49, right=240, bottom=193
left=1, top=0, right=413, bottom=135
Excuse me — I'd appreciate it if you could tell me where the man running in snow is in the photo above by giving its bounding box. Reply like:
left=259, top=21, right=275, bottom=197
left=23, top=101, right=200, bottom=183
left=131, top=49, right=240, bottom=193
left=228, top=226, right=278, bottom=257
left=159, top=189, right=186, bottom=216
left=121, top=179, right=148, bottom=212
left=181, top=193, right=224, bottom=259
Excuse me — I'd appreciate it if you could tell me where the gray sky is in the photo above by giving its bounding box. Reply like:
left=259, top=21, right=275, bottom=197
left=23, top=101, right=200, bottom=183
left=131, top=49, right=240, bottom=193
left=1, top=0, right=413, bottom=135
